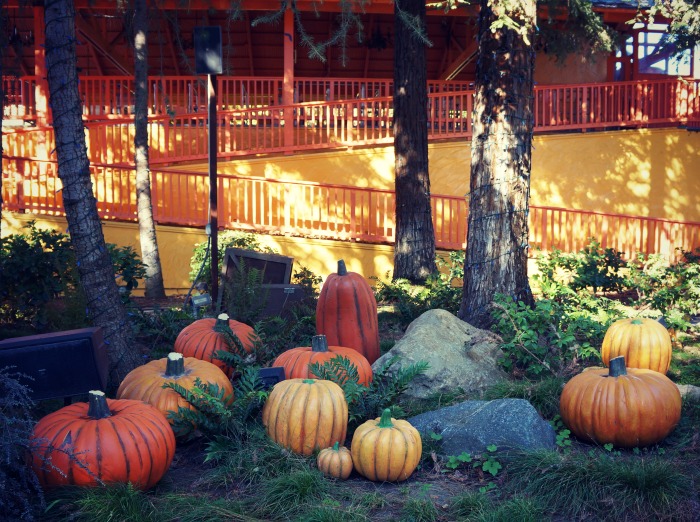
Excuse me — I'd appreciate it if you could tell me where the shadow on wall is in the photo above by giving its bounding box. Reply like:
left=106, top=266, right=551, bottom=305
left=530, top=128, right=700, bottom=222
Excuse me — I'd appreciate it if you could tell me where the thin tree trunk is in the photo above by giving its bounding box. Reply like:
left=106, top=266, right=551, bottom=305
left=44, top=0, right=141, bottom=385
left=392, top=0, right=436, bottom=283
left=458, top=0, right=535, bottom=328
left=133, top=0, right=165, bottom=298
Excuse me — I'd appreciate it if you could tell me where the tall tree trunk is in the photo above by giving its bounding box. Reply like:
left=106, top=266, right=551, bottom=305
left=392, top=0, right=436, bottom=283
left=133, top=0, right=165, bottom=298
left=44, top=0, right=141, bottom=385
left=458, top=0, right=535, bottom=328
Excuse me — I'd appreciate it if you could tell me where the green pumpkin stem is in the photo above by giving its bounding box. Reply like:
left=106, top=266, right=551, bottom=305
left=378, top=408, right=394, bottom=428
left=311, top=335, right=329, bottom=353
left=337, top=260, right=348, bottom=276
left=631, top=318, right=643, bottom=325
left=165, top=353, right=185, bottom=377
left=332, top=441, right=340, bottom=451
left=87, top=390, right=111, bottom=419
left=608, top=356, right=628, bottom=377
left=303, top=379, right=316, bottom=384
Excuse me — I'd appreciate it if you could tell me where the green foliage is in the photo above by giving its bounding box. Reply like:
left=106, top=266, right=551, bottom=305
left=627, top=249, right=700, bottom=332
left=188, top=230, right=276, bottom=286
left=491, top=294, right=617, bottom=378
left=165, top=366, right=267, bottom=441
left=45, top=483, right=158, bottom=522
left=252, top=469, right=330, bottom=520
left=441, top=445, right=502, bottom=478
left=372, top=251, right=464, bottom=325
left=400, top=496, right=438, bottom=522
left=308, top=355, right=428, bottom=425
left=481, top=376, right=566, bottom=420
left=128, top=306, right=196, bottom=358
left=0, top=222, right=148, bottom=334
left=506, top=449, right=694, bottom=521
left=0, top=368, right=44, bottom=521
left=222, top=259, right=269, bottom=325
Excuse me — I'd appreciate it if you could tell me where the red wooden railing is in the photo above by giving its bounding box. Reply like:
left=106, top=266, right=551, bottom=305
left=3, top=160, right=698, bottom=261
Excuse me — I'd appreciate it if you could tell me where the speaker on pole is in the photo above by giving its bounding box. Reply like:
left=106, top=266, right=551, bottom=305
left=194, top=26, right=223, bottom=75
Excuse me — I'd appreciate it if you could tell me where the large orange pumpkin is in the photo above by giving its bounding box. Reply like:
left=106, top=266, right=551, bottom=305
left=261, top=378, right=348, bottom=456
left=560, top=356, right=681, bottom=448
left=116, top=352, right=234, bottom=424
left=316, top=260, right=380, bottom=364
left=601, top=317, right=672, bottom=374
left=174, top=313, right=259, bottom=376
left=273, top=334, right=373, bottom=385
left=30, top=390, right=176, bottom=489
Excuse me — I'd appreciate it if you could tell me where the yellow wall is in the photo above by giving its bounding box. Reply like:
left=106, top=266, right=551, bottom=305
left=3, top=128, right=698, bottom=293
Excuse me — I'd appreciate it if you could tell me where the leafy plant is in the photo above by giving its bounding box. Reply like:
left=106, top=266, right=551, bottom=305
left=222, top=259, right=269, bottom=325
left=0, top=367, right=44, bottom=521
left=109, top=243, right=148, bottom=300
left=441, top=445, right=502, bottom=477
left=309, top=355, right=428, bottom=425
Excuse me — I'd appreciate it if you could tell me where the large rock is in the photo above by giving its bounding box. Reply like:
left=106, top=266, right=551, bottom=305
left=372, top=309, right=507, bottom=399
left=408, top=399, right=557, bottom=456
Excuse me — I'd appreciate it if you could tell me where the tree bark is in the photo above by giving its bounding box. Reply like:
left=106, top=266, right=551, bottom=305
left=133, top=0, right=165, bottom=298
left=392, top=0, right=436, bottom=283
left=458, top=0, right=536, bottom=328
left=44, top=0, right=141, bottom=385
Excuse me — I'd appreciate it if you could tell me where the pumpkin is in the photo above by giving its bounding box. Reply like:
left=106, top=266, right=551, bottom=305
left=316, top=259, right=380, bottom=364
left=174, top=313, right=259, bottom=376
left=273, top=334, right=373, bottom=385
left=116, top=352, right=234, bottom=424
left=317, top=442, right=353, bottom=480
left=30, top=390, right=176, bottom=489
left=559, top=356, right=682, bottom=448
left=601, top=317, right=672, bottom=374
left=261, top=378, right=348, bottom=456
left=351, top=408, right=422, bottom=482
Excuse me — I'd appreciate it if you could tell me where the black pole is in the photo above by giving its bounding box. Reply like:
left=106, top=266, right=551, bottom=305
left=208, top=73, right=218, bottom=308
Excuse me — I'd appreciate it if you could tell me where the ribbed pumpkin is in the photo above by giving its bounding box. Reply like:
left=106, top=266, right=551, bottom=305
left=601, top=317, right=672, bottom=374
left=351, top=409, right=422, bottom=482
left=30, top=390, right=176, bottom=489
left=316, top=260, right=380, bottom=364
left=261, top=378, right=348, bottom=456
left=174, top=313, right=259, bottom=376
left=116, top=352, right=234, bottom=424
left=273, top=334, right=373, bottom=385
left=560, top=356, right=682, bottom=448
left=317, top=442, right=353, bottom=480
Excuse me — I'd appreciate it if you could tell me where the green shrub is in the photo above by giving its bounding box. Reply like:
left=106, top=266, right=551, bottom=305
left=0, top=367, right=44, bottom=521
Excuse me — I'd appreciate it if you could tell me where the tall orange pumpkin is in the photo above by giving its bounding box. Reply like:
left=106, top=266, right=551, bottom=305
left=316, top=260, right=380, bottom=364
left=30, top=390, right=176, bottom=489
left=560, top=356, right=681, bottom=448
left=273, top=334, right=373, bottom=385
left=174, top=313, right=259, bottom=376
left=116, top=352, right=234, bottom=424
left=601, top=317, right=672, bottom=374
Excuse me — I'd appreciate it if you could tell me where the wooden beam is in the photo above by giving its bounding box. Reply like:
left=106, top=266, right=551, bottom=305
left=438, top=39, right=477, bottom=81
left=75, top=13, right=133, bottom=75
left=244, top=12, right=254, bottom=75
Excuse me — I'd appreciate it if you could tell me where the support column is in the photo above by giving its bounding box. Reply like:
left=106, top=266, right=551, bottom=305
left=283, top=6, right=294, bottom=149
left=34, top=7, right=49, bottom=128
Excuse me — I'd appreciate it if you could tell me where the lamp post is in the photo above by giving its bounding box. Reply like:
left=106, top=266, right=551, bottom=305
left=194, top=27, right=223, bottom=309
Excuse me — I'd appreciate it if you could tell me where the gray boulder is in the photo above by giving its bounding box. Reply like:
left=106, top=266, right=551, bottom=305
left=408, top=398, right=557, bottom=456
left=372, top=309, right=507, bottom=399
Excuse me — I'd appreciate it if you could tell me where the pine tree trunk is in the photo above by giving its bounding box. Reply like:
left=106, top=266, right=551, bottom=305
left=458, top=0, right=535, bottom=328
left=44, top=0, right=141, bottom=384
left=392, top=0, right=436, bottom=283
left=133, top=0, right=165, bottom=299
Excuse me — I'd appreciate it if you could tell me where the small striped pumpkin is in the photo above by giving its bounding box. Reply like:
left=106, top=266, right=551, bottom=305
left=316, top=260, right=380, bottom=364
left=351, top=409, right=422, bottom=482
left=317, top=442, right=353, bottom=480
left=116, top=352, right=234, bottom=425
left=273, top=334, right=373, bottom=385
left=174, top=313, right=259, bottom=376
left=601, top=317, right=672, bottom=374
left=261, top=378, right=348, bottom=456
left=30, top=390, right=175, bottom=489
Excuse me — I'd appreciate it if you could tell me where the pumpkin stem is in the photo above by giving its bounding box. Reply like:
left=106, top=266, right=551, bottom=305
left=303, top=379, right=316, bottom=384
left=312, top=335, right=329, bottom=353
left=332, top=441, right=340, bottom=451
left=608, top=356, right=628, bottom=377
left=87, top=390, right=111, bottom=419
left=165, top=353, right=185, bottom=377
left=214, top=313, right=232, bottom=333
left=337, top=259, right=348, bottom=276
left=631, top=318, right=643, bottom=325
left=378, top=408, right=394, bottom=428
